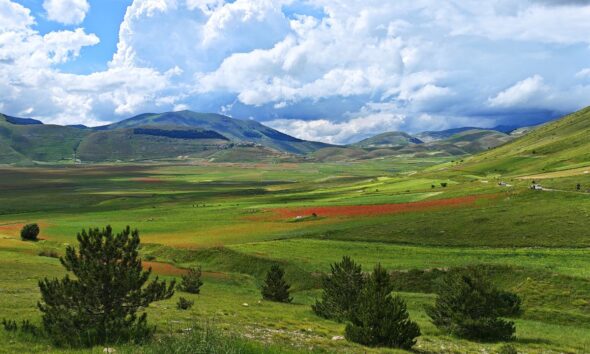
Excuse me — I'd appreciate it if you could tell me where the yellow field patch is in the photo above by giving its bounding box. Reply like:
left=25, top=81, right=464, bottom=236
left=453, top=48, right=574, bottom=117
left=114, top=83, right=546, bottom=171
left=140, top=218, right=337, bottom=248
left=517, top=166, right=590, bottom=180
left=0, top=237, right=36, bottom=251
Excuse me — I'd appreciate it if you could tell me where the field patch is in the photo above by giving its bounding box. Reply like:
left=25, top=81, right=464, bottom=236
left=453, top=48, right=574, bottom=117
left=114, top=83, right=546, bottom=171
left=0, top=223, right=24, bottom=236
left=272, top=193, right=498, bottom=218
left=143, top=261, right=186, bottom=275
left=517, top=166, right=590, bottom=180
left=131, top=177, right=165, bottom=183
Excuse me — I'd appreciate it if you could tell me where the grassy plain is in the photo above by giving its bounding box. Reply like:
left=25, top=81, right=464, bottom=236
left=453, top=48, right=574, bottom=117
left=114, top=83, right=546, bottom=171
left=0, top=156, right=589, bottom=353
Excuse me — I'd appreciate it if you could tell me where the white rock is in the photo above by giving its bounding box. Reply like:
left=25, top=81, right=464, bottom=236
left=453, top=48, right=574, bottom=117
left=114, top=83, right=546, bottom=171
left=331, top=335, right=344, bottom=341
left=103, top=348, right=116, bottom=353
left=242, top=303, right=249, bottom=307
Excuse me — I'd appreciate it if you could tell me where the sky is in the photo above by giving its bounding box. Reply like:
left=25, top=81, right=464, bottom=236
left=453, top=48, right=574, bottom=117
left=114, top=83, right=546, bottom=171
left=1, top=0, right=590, bottom=144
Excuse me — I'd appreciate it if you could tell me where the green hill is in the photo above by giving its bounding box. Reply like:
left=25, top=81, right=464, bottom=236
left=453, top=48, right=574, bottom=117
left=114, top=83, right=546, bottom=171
left=352, top=131, right=423, bottom=148
left=0, top=113, right=87, bottom=163
left=313, top=129, right=514, bottom=161
left=389, top=129, right=512, bottom=157
left=416, top=127, right=480, bottom=142
left=435, top=129, right=513, bottom=154
left=457, top=106, right=590, bottom=176
left=101, top=111, right=329, bottom=154
left=0, top=111, right=331, bottom=164
left=76, top=127, right=231, bottom=162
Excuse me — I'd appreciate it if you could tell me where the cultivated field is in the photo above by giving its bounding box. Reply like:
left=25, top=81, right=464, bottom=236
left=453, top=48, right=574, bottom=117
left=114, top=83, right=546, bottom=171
left=1, top=158, right=589, bottom=353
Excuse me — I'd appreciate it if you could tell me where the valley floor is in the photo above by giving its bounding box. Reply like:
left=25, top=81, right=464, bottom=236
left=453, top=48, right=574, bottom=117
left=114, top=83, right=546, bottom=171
left=0, top=158, right=589, bottom=353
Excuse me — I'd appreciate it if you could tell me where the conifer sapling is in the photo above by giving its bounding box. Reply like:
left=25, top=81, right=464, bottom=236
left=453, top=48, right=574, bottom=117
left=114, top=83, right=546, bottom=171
left=261, top=264, right=292, bottom=303
left=38, top=226, right=175, bottom=347
left=345, top=263, right=420, bottom=349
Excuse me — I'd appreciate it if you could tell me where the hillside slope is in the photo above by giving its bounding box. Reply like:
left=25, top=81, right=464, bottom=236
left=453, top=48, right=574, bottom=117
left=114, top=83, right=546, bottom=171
left=457, top=106, right=590, bottom=175
left=77, top=127, right=230, bottom=162
left=352, top=131, right=423, bottom=148
left=314, top=129, right=514, bottom=161
left=0, top=114, right=87, bottom=163
left=0, top=111, right=331, bottom=163
left=101, top=111, right=329, bottom=154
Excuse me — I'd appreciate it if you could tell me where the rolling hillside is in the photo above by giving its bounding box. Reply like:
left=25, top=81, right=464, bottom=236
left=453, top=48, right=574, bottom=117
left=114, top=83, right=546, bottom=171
left=456, top=106, right=590, bottom=176
left=0, top=113, right=87, bottom=163
left=100, top=111, right=329, bottom=154
left=417, top=125, right=521, bottom=142
left=0, top=109, right=546, bottom=164
left=76, top=127, right=230, bottom=162
left=433, top=129, right=513, bottom=154
left=313, top=128, right=515, bottom=162
left=0, top=111, right=330, bottom=163
left=352, top=131, right=423, bottom=148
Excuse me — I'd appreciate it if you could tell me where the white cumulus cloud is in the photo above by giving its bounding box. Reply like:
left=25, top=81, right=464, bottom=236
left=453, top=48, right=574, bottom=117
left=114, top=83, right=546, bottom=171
left=43, top=0, right=90, bottom=25
left=488, top=75, right=549, bottom=108
left=0, top=0, right=35, bottom=30
left=267, top=113, right=406, bottom=145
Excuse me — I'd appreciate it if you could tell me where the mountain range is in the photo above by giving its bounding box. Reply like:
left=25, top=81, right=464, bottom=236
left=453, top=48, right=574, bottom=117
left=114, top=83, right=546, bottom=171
left=0, top=111, right=330, bottom=164
left=0, top=109, right=559, bottom=164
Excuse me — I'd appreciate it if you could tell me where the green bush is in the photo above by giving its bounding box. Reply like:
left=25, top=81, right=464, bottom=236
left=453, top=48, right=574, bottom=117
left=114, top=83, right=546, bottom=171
left=179, top=267, right=204, bottom=294
left=1, top=319, right=17, bottom=332
left=1, top=319, right=39, bottom=336
left=176, top=297, right=194, bottom=310
left=261, top=265, right=292, bottom=303
left=312, top=256, right=364, bottom=322
left=21, top=223, right=40, bottom=241
left=426, top=268, right=520, bottom=342
left=497, top=291, right=523, bottom=317
left=38, top=226, right=175, bottom=347
left=345, top=264, right=420, bottom=349
left=19, top=320, right=39, bottom=336
left=498, top=343, right=518, bottom=354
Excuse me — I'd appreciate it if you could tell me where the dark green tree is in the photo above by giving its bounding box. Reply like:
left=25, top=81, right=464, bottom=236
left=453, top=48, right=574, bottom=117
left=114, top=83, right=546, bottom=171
left=312, top=256, right=364, bottom=321
left=38, top=226, right=175, bottom=347
left=176, top=297, right=194, bottom=310
left=426, top=268, right=519, bottom=342
left=261, top=265, right=292, bottom=303
left=179, top=266, right=204, bottom=294
left=21, top=223, right=40, bottom=241
left=345, top=264, right=420, bottom=349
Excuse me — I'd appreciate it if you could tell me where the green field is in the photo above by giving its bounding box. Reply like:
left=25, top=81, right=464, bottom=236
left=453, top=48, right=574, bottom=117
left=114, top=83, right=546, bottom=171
left=1, top=157, right=589, bottom=353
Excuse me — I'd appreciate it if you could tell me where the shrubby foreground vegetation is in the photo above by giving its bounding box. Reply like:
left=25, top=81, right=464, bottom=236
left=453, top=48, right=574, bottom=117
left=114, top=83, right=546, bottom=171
left=2, top=226, right=521, bottom=352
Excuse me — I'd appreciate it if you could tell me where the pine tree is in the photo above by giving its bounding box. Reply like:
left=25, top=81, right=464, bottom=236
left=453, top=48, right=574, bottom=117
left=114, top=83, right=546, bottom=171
left=426, top=268, right=519, bottom=341
left=312, top=256, right=364, bottom=321
left=38, top=226, right=175, bottom=347
left=261, top=264, right=292, bottom=303
left=179, top=266, right=204, bottom=294
left=21, top=223, right=40, bottom=241
left=345, top=264, right=420, bottom=349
